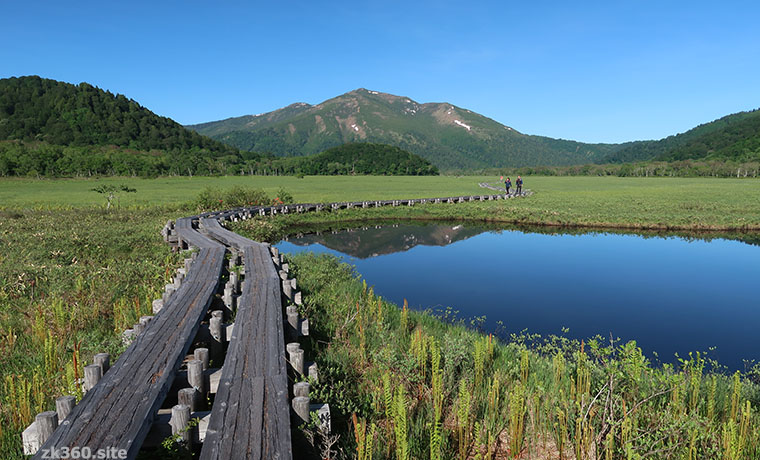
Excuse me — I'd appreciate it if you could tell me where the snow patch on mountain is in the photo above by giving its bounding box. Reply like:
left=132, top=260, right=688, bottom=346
left=454, top=120, right=471, bottom=131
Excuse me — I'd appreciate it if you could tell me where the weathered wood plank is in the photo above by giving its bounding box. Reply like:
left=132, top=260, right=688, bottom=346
left=35, top=227, right=225, bottom=460
left=199, top=219, right=292, bottom=460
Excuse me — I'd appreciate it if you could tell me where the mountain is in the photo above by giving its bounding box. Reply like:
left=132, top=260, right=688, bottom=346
left=601, top=109, right=760, bottom=163
left=0, top=76, right=256, bottom=176
left=187, top=88, right=626, bottom=170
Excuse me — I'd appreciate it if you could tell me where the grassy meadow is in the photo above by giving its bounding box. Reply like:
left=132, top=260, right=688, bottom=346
left=0, top=174, right=758, bottom=459
left=2, top=175, right=759, bottom=230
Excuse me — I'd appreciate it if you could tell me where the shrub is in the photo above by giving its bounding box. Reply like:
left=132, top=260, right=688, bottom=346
left=195, top=186, right=294, bottom=211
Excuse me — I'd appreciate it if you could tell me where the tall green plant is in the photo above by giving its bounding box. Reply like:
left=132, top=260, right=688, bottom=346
left=457, top=379, right=471, bottom=460
left=393, top=386, right=409, bottom=460
left=508, top=382, right=527, bottom=457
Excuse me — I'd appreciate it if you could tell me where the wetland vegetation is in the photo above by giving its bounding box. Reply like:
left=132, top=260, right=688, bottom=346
left=0, top=175, right=758, bottom=459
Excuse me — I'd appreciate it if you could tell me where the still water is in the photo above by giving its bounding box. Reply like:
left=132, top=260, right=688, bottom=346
left=275, top=223, right=760, bottom=370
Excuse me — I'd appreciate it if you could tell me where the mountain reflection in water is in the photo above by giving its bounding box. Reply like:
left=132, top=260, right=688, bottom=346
left=276, top=223, right=760, bottom=371
left=283, top=223, right=484, bottom=258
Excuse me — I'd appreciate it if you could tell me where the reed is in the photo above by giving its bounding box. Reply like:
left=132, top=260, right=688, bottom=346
left=708, top=374, right=718, bottom=422
left=355, top=302, right=366, bottom=362
left=410, top=329, right=429, bottom=378
left=553, top=351, right=565, bottom=391
left=352, top=414, right=375, bottom=460
left=520, top=348, right=529, bottom=385
left=393, top=385, right=409, bottom=460
left=400, top=298, right=409, bottom=334
left=729, top=371, right=741, bottom=422
left=604, top=425, right=615, bottom=460
left=429, top=338, right=443, bottom=460
left=473, top=335, right=492, bottom=387
left=553, top=407, right=568, bottom=460
left=508, top=382, right=526, bottom=457
left=687, top=352, right=704, bottom=416
left=43, top=331, right=58, bottom=378
left=457, top=378, right=471, bottom=460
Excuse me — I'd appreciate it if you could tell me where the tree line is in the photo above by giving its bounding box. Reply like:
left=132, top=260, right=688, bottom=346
left=0, top=140, right=439, bottom=177
left=469, top=159, right=760, bottom=178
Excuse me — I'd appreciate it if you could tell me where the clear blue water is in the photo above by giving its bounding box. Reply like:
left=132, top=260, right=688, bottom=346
left=276, top=224, right=760, bottom=370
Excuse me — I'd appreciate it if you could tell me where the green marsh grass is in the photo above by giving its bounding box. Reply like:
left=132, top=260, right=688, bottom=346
left=0, top=206, right=184, bottom=458
left=283, top=251, right=760, bottom=459
left=2, top=176, right=760, bottom=231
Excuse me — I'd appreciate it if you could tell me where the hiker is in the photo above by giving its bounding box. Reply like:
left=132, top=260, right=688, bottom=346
left=516, top=176, right=523, bottom=195
left=505, top=177, right=512, bottom=195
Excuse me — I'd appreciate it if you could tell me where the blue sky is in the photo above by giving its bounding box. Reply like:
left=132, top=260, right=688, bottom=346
left=2, top=1, right=759, bottom=143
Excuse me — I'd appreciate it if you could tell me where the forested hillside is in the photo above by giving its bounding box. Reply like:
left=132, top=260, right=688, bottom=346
left=0, top=76, right=256, bottom=176
left=601, top=109, right=760, bottom=163
left=253, top=143, right=439, bottom=176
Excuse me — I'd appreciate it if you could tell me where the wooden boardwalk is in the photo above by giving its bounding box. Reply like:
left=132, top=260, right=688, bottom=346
left=28, top=191, right=516, bottom=459
left=199, top=218, right=291, bottom=460
left=33, top=221, right=225, bottom=459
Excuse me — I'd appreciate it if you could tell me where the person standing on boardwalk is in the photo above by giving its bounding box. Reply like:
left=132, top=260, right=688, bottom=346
left=516, top=176, right=523, bottom=195
left=505, top=177, right=512, bottom=195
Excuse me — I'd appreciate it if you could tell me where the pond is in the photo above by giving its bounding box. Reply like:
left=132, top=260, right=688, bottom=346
left=275, top=222, right=760, bottom=371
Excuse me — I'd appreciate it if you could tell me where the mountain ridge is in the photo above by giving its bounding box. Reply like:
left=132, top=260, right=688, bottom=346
left=602, top=109, right=760, bottom=163
left=187, top=88, right=625, bottom=170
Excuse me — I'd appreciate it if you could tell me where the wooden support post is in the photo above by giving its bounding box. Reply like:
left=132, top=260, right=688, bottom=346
left=282, top=279, right=293, bottom=300
left=294, top=291, right=302, bottom=306
left=178, top=388, right=197, bottom=413
left=84, top=364, right=102, bottom=392
left=163, top=284, right=176, bottom=303
left=291, top=349, right=304, bottom=376
left=55, top=396, right=76, bottom=422
left=229, top=271, right=239, bottom=294
left=194, top=348, right=210, bottom=371
left=223, top=285, right=234, bottom=311
left=300, top=318, right=310, bottom=336
left=308, top=362, right=319, bottom=383
left=170, top=404, right=191, bottom=444
left=210, top=315, right=223, bottom=340
left=209, top=315, right=224, bottom=360
left=286, top=306, right=299, bottom=339
left=286, top=342, right=304, bottom=375
left=122, top=329, right=135, bottom=345
left=94, top=353, right=110, bottom=374
left=292, top=396, right=310, bottom=424
left=36, top=411, right=58, bottom=445
left=152, top=299, right=163, bottom=314
left=311, top=403, right=332, bottom=434
left=188, top=359, right=206, bottom=410
left=133, top=322, right=144, bottom=336
left=188, top=360, right=205, bottom=395
left=293, top=381, right=310, bottom=398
